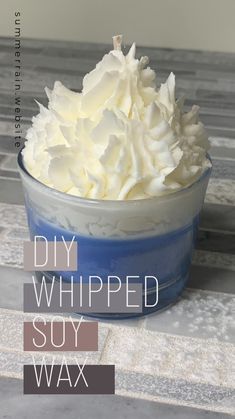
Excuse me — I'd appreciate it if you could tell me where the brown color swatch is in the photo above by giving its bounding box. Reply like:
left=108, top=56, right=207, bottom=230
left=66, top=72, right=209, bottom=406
left=24, top=321, right=98, bottom=351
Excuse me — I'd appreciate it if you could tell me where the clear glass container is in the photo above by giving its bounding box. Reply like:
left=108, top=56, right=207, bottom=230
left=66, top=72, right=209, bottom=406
left=18, top=149, right=211, bottom=318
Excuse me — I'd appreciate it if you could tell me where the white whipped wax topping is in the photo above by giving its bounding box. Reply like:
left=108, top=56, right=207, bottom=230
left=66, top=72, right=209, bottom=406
left=23, top=39, right=211, bottom=200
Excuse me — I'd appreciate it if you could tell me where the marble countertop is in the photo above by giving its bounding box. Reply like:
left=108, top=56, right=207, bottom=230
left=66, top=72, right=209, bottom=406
left=0, top=37, right=234, bottom=418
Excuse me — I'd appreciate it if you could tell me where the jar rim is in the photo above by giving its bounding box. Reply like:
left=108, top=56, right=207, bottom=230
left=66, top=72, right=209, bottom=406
left=18, top=147, right=212, bottom=209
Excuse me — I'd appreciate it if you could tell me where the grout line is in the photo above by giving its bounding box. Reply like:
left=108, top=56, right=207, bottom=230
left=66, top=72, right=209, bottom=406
left=0, top=176, right=21, bottom=181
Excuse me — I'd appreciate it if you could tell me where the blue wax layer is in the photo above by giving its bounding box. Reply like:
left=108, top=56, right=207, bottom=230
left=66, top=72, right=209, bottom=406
left=26, top=205, right=199, bottom=317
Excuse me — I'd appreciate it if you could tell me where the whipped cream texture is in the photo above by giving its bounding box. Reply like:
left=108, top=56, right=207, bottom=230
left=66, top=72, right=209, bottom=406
left=23, top=38, right=211, bottom=200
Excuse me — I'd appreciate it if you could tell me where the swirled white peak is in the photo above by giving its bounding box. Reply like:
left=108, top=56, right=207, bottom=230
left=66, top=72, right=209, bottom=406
left=81, top=42, right=156, bottom=119
left=23, top=38, right=211, bottom=200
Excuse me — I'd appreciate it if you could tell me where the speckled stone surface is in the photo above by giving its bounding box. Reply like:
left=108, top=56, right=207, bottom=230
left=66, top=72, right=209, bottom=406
left=0, top=36, right=235, bottom=417
left=206, top=178, right=235, bottom=205
left=144, top=289, right=235, bottom=343
left=0, top=308, right=234, bottom=414
left=1, top=377, right=232, bottom=419
left=100, top=326, right=234, bottom=387
left=115, top=371, right=235, bottom=414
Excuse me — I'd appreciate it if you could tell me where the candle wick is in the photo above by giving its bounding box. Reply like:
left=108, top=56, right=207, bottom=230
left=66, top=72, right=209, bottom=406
left=112, top=34, right=123, bottom=51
